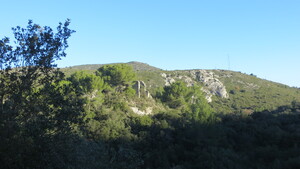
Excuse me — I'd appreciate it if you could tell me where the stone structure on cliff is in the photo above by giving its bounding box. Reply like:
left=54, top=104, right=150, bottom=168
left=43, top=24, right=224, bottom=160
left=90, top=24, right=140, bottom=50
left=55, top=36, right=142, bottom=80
left=133, top=80, right=152, bottom=98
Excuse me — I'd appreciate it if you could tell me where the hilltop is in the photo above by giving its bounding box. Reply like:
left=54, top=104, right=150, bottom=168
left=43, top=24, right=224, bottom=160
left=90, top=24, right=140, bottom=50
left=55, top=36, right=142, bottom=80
left=62, top=61, right=300, bottom=114
left=63, top=61, right=161, bottom=74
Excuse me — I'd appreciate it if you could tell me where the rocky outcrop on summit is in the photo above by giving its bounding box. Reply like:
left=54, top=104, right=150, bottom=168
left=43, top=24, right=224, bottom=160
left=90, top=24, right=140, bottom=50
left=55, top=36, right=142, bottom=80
left=189, top=70, right=229, bottom=99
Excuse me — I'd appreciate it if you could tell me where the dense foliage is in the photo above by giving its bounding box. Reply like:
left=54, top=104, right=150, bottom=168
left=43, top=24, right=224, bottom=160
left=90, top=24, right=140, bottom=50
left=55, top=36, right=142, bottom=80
left=1, top=21, right=300, bottom=169
left=0, top=20, right=82, bottom=168
left=96, top=64, right=136, bottom=87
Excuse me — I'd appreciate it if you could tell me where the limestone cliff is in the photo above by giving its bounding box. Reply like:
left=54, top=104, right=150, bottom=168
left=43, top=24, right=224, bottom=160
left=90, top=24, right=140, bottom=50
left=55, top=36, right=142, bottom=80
left=189, top=70, right=229, bottom=99
left=161, top=70, right=229, bottom=102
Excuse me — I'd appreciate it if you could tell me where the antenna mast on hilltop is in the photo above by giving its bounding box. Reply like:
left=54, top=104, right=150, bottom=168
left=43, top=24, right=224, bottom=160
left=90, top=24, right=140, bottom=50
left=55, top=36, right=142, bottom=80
left=227, top=54, right=231, bottom=70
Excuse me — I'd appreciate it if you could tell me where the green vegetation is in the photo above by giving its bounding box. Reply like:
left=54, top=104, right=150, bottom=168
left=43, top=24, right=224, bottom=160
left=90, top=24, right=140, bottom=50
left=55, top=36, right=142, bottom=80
left=96, top=63, right=136, bottom=87
left=62, top=65, right=300, bottom=115
left=211, top=70, right=300, bottom=114
left=1, top=20, right=300, bottom=169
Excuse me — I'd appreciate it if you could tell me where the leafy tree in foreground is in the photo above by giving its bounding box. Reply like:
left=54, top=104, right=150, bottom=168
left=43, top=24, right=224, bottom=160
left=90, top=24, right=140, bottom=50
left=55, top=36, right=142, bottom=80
left=0, top=19, right=81, bottom=168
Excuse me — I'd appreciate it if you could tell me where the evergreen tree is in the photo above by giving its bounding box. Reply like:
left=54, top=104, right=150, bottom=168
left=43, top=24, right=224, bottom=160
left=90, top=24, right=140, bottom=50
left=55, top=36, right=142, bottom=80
left=96, top=63, right=136, bottom=87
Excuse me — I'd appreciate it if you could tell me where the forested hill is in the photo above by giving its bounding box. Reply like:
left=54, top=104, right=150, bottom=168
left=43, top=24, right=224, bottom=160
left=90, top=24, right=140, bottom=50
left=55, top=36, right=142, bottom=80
left=62, top=61, right=300, bottom=114
left=4, top=20, right=300, bottom=169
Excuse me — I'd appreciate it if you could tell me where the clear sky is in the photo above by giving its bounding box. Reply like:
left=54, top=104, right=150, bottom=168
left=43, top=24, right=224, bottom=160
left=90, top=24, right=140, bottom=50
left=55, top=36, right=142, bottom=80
left=1, top=0, right=300, bottom=87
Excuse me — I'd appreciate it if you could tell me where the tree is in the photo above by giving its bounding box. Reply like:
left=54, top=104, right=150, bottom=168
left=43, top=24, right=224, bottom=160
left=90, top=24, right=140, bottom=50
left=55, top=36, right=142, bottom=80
left=188, top=85, right=213, bottom=122
left=161, top=81, right=189, bottom=109
left=68, top=70, right=107, bottom=114
left=68, top=71, right=106, bottom=95
left=0, top=19, right=80, bottom=168
left=160, top=81, right=213, bottom=122
left=96, top=64, right=136, bottom=87
left=0, top=19, right=75, bottom=111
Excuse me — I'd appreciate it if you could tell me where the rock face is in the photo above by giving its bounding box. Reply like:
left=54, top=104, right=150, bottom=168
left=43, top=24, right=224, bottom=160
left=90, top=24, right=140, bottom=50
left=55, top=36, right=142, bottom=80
left=177, top=75, right=195, bottom=87
left=130, top=81, right=154, bottom=115
left=161, top=73, right=176, bottom=86
left=130, top=107, right=153, bottom=115
left=201, top=88, right=213, bottom=103
left=160, top=70, right=229, bottom=102
left=133, top=81, right=152, bottom=98
left=189, top=70, right=229, bottom=99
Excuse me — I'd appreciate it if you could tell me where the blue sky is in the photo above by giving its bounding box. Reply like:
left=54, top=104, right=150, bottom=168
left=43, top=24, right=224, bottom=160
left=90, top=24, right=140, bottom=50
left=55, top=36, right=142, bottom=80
left=1, top=0, right=300, bottom=87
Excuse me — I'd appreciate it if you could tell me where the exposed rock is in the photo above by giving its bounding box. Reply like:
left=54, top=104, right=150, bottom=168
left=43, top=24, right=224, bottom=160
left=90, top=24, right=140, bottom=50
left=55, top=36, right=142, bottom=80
left=201, top=88, right=213, bottom=102
left=146, top=91, right=152, bottom=98
left=161, top=73, right=176, bottom=86
left=133, top=81, right=141, bottom=98
left=178, top=75, right=194, bottom=87
left=190, top=70, right=229, bottom=99
left=161, top=73, right=167, bottom=78
left=133, top=80, right=152, bottom=98
left=161, top=70, right=229, bottom=102
left=130, top=107, right=152, bottom=115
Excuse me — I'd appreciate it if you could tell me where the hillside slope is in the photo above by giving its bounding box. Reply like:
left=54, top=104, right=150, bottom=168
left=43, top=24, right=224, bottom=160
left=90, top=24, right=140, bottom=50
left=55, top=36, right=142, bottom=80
left=61, top=61, right=300, bottom=114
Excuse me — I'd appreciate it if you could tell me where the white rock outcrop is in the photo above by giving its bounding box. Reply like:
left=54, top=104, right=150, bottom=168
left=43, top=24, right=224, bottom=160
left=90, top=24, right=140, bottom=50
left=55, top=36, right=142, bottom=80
left=190, top=70, right=229, bottom=99
left=161, top=70, right=229, bottom=102
left=130, top=107, right=153, bottom=115
left=177, top=75, right=195, bottom=87
left=161, top=73, right=176, bottom=86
